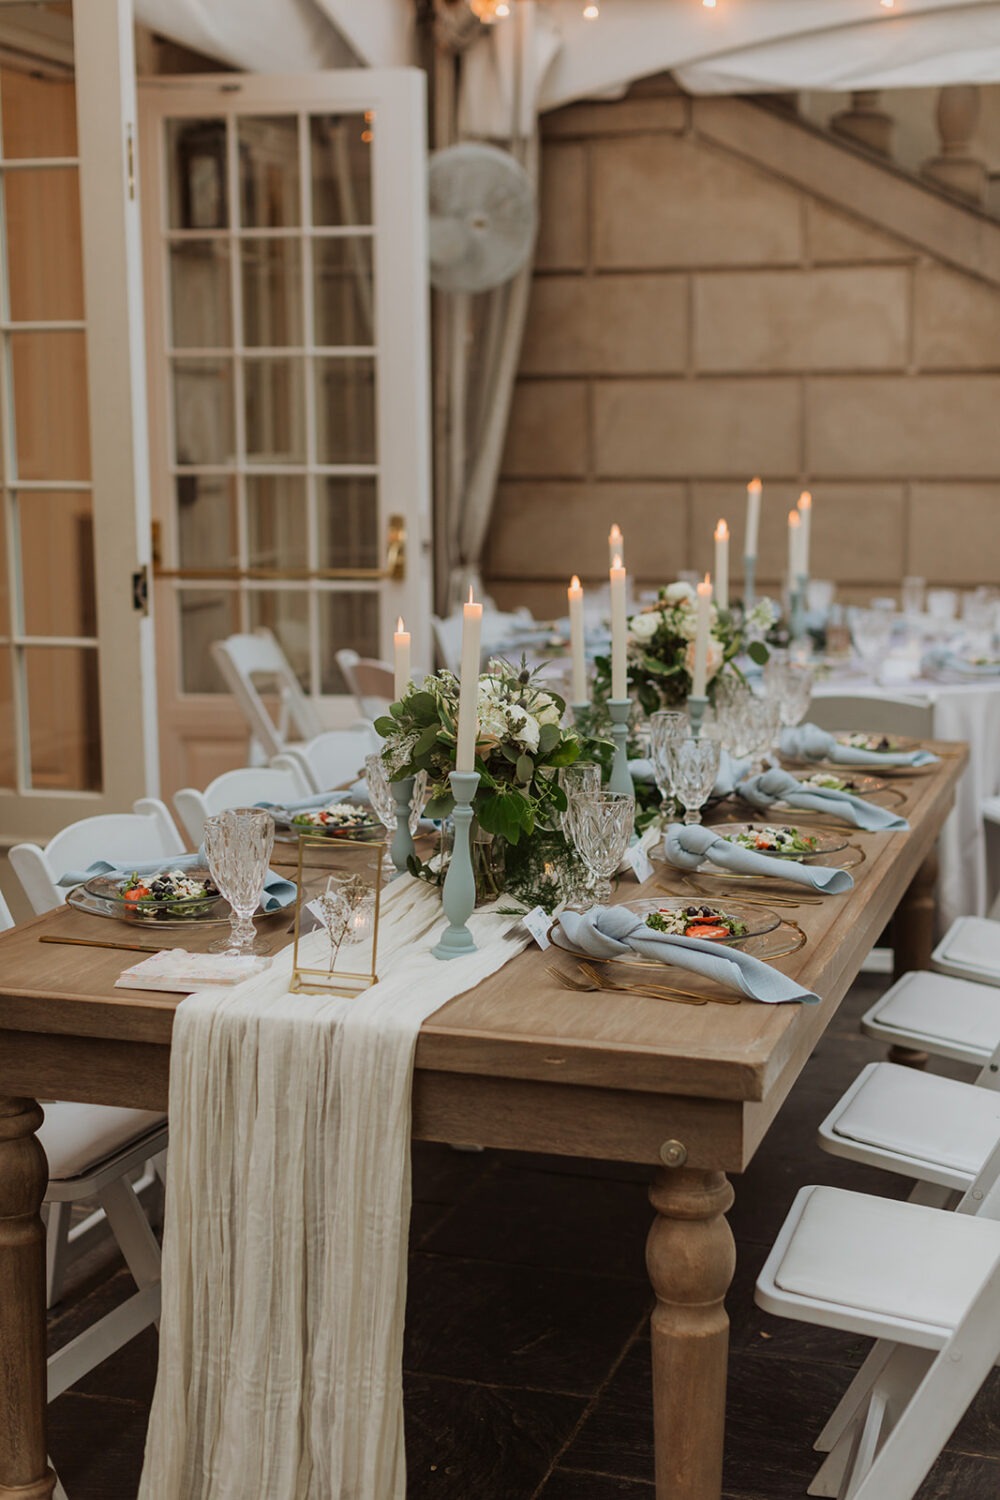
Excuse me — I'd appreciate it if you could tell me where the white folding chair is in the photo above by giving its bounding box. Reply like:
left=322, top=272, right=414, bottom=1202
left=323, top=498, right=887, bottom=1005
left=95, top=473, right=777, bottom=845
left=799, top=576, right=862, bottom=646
left=755, top=1146, right=1000, bottom=1500
left=808, top=694, right=935, bottom=741
left=931, top=914, right=1000, bottom=989
left=9, top=804, right=186, bottom=916
left=272, top=725, right=379, bottom=795
left=335, top=648, right=396, bottom=720
left=212, top=627, right=322, bottom=761
left=982, top=795, right=1000, bottom=918
left=170, top=764, right=311, bottom=846
left=860, top=969, right=1000, bottom=1068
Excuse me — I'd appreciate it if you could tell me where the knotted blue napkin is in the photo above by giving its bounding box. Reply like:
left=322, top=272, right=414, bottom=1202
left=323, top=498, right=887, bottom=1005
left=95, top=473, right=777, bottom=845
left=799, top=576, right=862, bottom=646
left=661, top=822, right=854, bottom=893
left=922, top=647, right=1000, bottom=681
left=557, top=905, right=818, bottom=1004
left=780, top=723, right=939, bottom=768
left=737, top=767, right=908, bottom=832
left=58, top=853, right=296, bottom=912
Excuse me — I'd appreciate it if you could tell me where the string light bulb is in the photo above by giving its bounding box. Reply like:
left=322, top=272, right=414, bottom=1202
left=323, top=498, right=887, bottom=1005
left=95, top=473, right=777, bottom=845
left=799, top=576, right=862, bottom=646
left=583, top=1, right=600, bottom=16
left=495, top=1, right=510, bottom=13
left=703, top=0, right=718, bottom=8
left=880, top=0, right=895, bottom=7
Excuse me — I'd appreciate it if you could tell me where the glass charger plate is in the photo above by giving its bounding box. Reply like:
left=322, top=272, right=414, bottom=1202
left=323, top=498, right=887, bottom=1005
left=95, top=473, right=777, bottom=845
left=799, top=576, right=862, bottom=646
left=66, top=883, right=288, bottom=930
left=783, top=733, right=932, bottom=778
left=706, top=822, right=850, bottom=858
left=550, top=909, right=804, bottom=972
left=550, top=897, right=781, bottom=966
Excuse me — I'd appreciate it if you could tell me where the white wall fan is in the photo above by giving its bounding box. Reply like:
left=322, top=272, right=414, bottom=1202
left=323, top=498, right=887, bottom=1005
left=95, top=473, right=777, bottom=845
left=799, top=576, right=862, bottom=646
left=428, top=141, right=537, bottom=293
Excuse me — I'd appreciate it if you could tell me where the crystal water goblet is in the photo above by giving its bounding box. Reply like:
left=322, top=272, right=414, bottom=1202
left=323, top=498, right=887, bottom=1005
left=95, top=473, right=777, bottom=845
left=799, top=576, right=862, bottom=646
left=559, top=762, right=601, bottom=840
left=849, top=606, right=894, bottom=683
left=671, top=737, right=721, bottom=825
left=571, top=791, right=635, bottom=905
left=649, top=709, right=689, bottom=808
left=204, top=807, right=275, bottom=955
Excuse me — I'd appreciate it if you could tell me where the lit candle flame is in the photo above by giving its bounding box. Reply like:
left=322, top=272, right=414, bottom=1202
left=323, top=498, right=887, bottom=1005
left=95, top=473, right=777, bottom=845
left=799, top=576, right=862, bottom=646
left=611, top=553, right=623, bottom=570
left=788, top=509, right=801, bottom=528
left=748, top=476, right=762, bottom=493
left=570, top=574, right=581, bottom=589
left=715, top=519, right=729, bottom=541
left=396, top=616, right=405, bottom=633
left=798, top=491, right=812, bottom=512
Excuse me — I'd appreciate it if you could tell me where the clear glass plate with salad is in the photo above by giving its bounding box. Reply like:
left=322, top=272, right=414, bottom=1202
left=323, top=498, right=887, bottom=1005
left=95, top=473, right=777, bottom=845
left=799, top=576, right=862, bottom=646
left=275, top=801, right=382, bottom=841
left=795, top=771, right=888, bottom=796
left=712, top=822, right=850, bottom=858
left=81, top=866, right=225, bottom=921
left=550, top=897, right=780, bottom=963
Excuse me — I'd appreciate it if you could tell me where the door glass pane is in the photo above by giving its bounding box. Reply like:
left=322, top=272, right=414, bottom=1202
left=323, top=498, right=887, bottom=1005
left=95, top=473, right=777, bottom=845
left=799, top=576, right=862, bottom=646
left=241, top=237, right=302, bottom=348
left=6, top=168, right=84, bottom=321
left=173, top=358, right=234, bottom=466
left=1, top=62, right=77, bottom=159
left=248, top=589, right=309, bottom=686
left=167, top=119, right=228, bottom=231
left=318, top=477, right=378, bottom=570
left=314, top=238, right=374, bottom=347
left=11, top=330, right=90, bottom=480
left=319, top=591, right=379, bottom=693
left=179, top=588, right=238, bottom=692
left=0, top=646, right=14, bottom=787
left=238, top=116, right=300, bottom=229
left=247, top=474, right=307, bottom=570
left=177, top=474, right=238, bottom=570
left=311, top=114, right=372, bottom=227
left=18, top=491, right=95, bottom=636
left=315, top=356, right=375, bottom=464
left=170, top=240, right=231, bottom=349
left=245, top=357, right=305, bottom=463
left=25, top=644, right=101, bottom=791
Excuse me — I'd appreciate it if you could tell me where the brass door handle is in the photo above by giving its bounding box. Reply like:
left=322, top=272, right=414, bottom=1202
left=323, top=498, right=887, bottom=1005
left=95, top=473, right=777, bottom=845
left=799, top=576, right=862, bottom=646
left=153, top=514, right=406, bottom=583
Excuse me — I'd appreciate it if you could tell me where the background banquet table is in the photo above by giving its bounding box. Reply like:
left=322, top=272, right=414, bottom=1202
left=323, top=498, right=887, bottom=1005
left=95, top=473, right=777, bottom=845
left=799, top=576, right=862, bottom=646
left=0, top=744, right=965, bottom=1500
left=812, top=671, right=1000, bottom=928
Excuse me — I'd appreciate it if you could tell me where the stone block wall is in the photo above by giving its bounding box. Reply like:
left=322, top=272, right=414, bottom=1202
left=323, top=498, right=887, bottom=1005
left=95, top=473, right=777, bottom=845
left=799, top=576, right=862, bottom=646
left=483, top=85, right=1000, bottom=616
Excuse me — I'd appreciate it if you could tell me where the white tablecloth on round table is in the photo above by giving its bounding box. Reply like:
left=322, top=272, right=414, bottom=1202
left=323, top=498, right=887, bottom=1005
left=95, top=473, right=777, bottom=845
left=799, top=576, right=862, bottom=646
left=812, top=675, right=1000, bottom=930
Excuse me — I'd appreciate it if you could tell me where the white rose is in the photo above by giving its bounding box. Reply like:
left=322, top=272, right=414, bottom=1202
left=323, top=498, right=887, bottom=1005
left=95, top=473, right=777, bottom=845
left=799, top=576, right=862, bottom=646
left=685, top=637, right=724, bottom=683
left=629, top=610, right=661, bottom=641
left=507, top=706, right=540, bottom=753
left=675, top=611, right=698, bottom=642
left=663, top=581, right=696, bottom=605
left=533, top=693, right=562, bottom=726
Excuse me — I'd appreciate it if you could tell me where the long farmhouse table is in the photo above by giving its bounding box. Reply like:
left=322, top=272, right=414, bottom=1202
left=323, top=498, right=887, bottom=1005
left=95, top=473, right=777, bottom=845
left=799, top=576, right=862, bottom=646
left=0, top=744, right=966, bottom=1500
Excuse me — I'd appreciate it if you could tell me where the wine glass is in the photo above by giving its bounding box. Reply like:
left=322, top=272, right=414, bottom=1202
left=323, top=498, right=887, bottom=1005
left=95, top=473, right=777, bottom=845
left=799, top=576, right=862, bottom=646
left=203, top=807, right=275, bottom=955
left=365, top=753, right=427, bottom=837
left=671, top=737, right=721, bottom=825
left=559, top=762, right=601, bottom=841
left=571, top=791, right=635, bottom=904
left=849, top=607, right=894, bottom=683
left=765, top=660, right=813, bottom=729
left=649, top=709, right=689, bottom=808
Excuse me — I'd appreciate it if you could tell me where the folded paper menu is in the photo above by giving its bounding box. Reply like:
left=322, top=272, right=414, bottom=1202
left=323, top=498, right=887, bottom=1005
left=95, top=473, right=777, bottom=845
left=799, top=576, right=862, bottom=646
left=115, top=949, right=272, bottom=993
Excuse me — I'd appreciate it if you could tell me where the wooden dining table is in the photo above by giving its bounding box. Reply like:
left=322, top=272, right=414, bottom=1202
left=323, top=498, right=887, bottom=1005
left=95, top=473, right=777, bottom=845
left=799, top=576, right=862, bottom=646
left=0, top=743, right=966, bottom=1500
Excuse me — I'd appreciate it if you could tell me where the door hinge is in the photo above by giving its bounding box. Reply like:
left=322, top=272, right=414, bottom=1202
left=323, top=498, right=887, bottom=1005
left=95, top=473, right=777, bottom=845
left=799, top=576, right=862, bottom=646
left=132, top=565, right=149, bottom=615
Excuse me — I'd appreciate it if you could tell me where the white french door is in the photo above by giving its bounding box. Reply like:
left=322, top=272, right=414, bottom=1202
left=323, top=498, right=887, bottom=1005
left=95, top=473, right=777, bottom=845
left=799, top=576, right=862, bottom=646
left=139, top=70, right=432, bottom=794
left=0, top=0, right=158, bottom=844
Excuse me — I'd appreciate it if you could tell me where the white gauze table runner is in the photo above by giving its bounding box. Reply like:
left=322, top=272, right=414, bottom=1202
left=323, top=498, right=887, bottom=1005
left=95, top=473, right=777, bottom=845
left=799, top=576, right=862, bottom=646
left=138, top=876, right=527, bottom=1500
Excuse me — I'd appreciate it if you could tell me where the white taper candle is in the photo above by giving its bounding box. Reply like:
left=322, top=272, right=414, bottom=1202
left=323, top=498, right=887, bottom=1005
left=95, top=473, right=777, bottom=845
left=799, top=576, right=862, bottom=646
left=393, top=616, right=411, bottom=701
left=745, top=477, right=762, bottom=560
left=797, top=490, right=812, bottom=579
left=610, top=554, right=628, bottom=700
left=455, top=587, right=482, bottom=773
left=692, top=574, right=713, bottom=698
left=568, top=575, right=587, bottom=704
left=608, top=524, right=624, bottom=570
left=714, top=519, right=729, bottom=611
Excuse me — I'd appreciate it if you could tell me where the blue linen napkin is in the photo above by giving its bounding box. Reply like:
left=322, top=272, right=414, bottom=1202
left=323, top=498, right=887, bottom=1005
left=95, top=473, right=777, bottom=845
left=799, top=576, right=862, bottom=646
left=58, top=854, right=296, bottom=913
left=921, top=647, right=1000, bottom=680
left=557, top=905, right=818, bottom=1004
left=661, top=822, right=854, bottom=893
left=779, top=723, right=939, bottom=769
left=736, top=768, right=909, bottom=832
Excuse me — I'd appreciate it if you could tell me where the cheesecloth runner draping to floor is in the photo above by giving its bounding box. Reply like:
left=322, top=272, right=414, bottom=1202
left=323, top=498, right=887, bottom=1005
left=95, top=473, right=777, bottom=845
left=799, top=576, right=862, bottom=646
left=138, top=876, right=527, bottom=1500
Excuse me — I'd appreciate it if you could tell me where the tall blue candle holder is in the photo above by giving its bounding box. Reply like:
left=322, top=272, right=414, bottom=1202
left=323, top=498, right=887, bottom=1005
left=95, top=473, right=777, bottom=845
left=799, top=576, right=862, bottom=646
left=743, top=556, right=756, bottom=611
left=432, top=770, right=481, bottom=961
left=791, top=573, right=808, bottom=641
left=607, top=698, right=633, bottom=797
left=389, top=775, right=416, bottom=876
left=687, top=694, right=709, bottom=739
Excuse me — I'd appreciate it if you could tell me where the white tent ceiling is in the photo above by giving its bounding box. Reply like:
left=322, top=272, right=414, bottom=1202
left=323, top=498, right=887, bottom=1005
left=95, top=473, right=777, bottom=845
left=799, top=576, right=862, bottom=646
left=136, top=0, right=1000, bottom=106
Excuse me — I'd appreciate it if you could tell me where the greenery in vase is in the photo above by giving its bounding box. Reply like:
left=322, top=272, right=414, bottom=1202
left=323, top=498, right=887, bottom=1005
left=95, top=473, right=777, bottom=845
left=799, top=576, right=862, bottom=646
left=374, top=658, right=607, bottom=845
left=592, top=582, right=775, bottom=716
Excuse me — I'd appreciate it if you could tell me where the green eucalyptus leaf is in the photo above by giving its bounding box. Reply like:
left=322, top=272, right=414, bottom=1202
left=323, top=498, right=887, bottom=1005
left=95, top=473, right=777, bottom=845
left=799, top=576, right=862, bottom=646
left=414, top=724, right=443, bottom=757
left=372, top=716, right=396, bottom=738
left=406, top=690, right=439, bottom=721
left=515, top=753, right=534, bottom=783
left=748, top=640, right=770, bottom=665
left=537, top=722, right=560, bottom=754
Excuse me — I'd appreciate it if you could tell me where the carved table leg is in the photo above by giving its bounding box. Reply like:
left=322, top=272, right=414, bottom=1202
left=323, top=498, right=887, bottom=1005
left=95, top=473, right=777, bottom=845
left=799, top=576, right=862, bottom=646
left=647, top=1165, right=736, bottom=1500
left=889, top=849, right=939, bottom=1069
left=0, top=1097, right=56, bottom=1499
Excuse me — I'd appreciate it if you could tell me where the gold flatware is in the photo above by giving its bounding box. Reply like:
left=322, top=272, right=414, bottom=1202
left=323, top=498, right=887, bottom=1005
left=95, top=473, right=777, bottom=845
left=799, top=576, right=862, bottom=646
left=39, top=934, right=166, bottom=955
left=546, top=962, right=708, bottom=1006
left=674, top=877, right=819, bottom=909
left=578, top=958, right=744, bottom=1006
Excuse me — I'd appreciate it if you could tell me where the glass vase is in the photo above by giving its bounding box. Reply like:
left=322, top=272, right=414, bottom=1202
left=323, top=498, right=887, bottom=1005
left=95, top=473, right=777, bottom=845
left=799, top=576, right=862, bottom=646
left=471, top=822, right=506, bottom=906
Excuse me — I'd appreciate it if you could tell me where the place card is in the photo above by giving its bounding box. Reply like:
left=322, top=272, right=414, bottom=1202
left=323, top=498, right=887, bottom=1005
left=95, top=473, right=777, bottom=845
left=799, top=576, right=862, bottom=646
left=522, top=906, right=552, bottom=950
left=624, top=843, right=655, bottom=883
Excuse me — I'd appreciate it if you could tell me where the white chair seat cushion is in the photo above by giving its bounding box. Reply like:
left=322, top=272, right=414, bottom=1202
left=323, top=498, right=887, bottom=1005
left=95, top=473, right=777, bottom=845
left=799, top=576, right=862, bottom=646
left=39, top=1102, right=166, bottom=1182
left=774, top=1187, right=1000, bottom=1328
left=933, top=917, right=1000, bottom=985
left=873, top=970, right=1000, bottom=1052
left=832, top=1063, right=1000, bottom=1175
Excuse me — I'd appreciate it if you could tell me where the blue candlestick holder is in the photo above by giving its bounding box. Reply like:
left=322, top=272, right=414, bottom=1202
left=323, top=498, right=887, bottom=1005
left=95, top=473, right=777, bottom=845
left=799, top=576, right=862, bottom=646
left=743, top=556, right=756, bottom=611
left=432, top=770, right=481, bottom=961
left=687, top=694, right=709, bottom=739
left=571, top=701, right=590, bottom=729
left=389, top=775, right=416, bottom=876
left=607, top=698, right=634, bottom=797
left=791, top=574, right=808, bottom=641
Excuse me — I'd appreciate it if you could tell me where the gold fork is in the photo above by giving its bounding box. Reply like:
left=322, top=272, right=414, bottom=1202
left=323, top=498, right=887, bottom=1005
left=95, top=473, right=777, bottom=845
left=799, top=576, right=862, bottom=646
left=546, top=962, right=708, bottom=1006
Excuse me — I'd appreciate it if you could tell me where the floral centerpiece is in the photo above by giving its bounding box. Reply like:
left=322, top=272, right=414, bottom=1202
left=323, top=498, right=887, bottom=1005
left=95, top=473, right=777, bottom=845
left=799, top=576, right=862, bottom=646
left=374, top=658, right=605, bottom=904
left=592, top=582, right=775, bottom=716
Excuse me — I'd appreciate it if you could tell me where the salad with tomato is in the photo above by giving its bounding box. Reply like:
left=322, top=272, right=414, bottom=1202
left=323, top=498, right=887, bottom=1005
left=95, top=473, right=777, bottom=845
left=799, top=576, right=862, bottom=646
left=116, top=868, right=219, bottom=919
left=291, top=801, right=378, bottom=837
left=645, top=905, right=748, bottom=941
left=723, top=825, right=818, bottom=855
left=840, top=732, right=900, bottom=753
